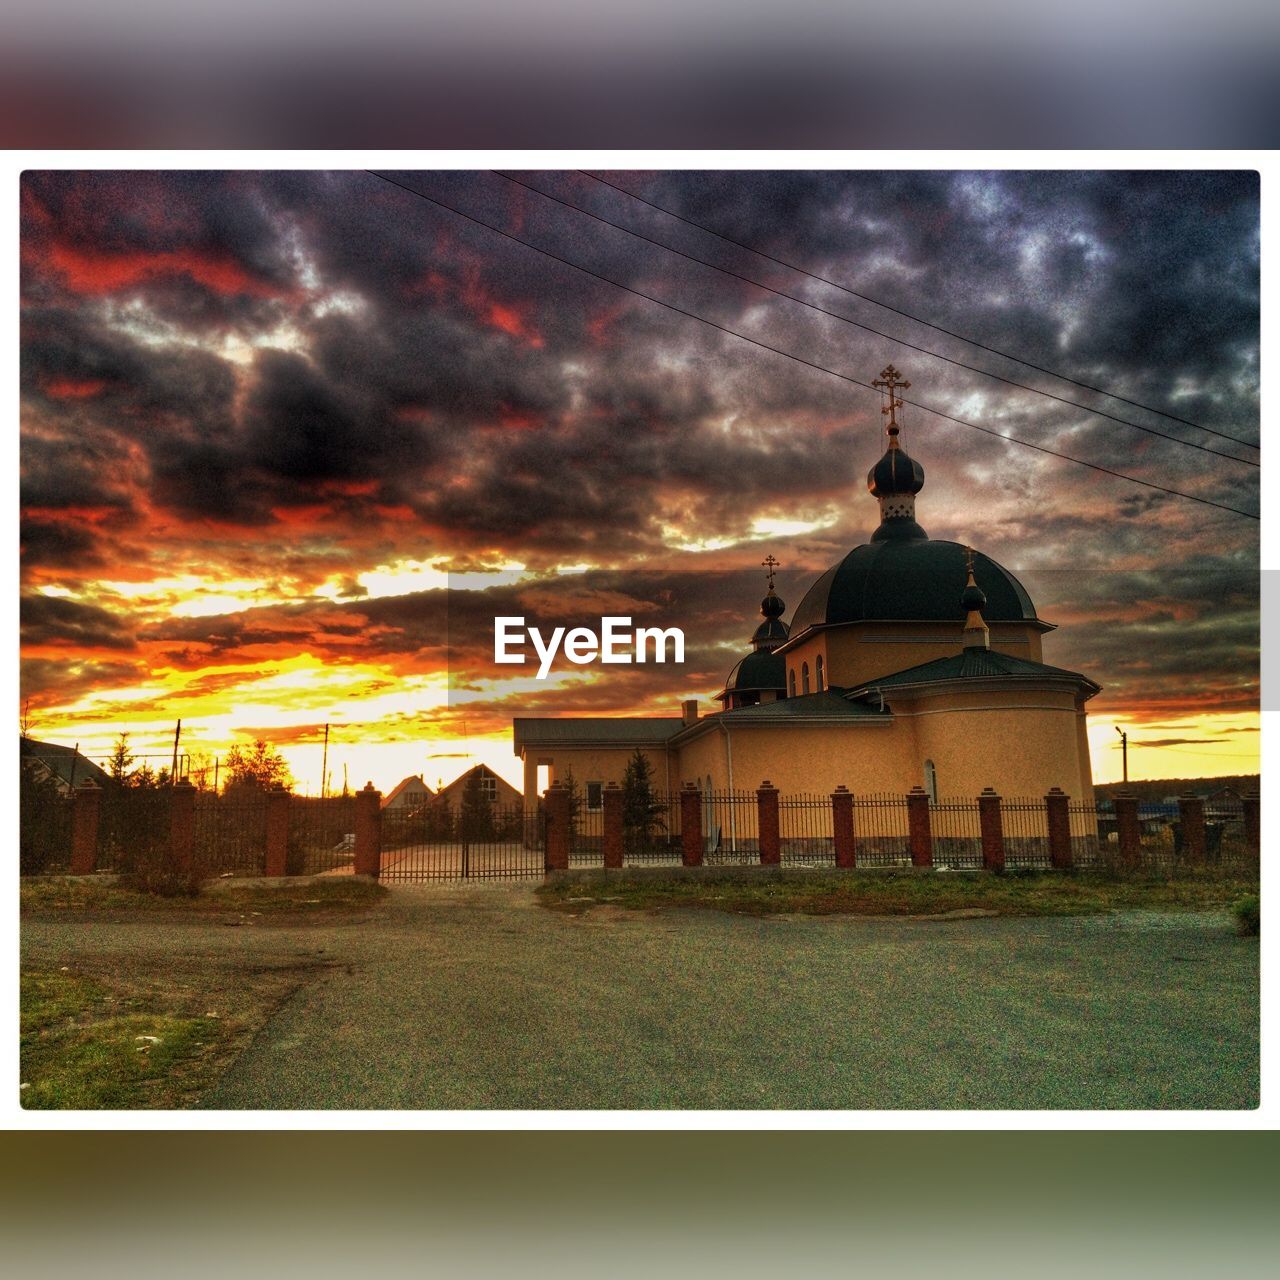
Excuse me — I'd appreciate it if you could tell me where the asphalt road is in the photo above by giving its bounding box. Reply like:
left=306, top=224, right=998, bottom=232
left=22, top=887, right=1259, bottom=1110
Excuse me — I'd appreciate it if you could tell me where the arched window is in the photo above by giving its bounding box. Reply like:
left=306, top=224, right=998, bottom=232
left=802, top=662, right=811, bottom=694
left=816, top=654, right=825, bottom=692
left=924, top=759, right=938, bottom=804
left=788, top=669, right=796, bottom=697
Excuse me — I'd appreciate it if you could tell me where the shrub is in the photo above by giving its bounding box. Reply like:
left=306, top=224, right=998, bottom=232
left=1234, top=894, right=1259, bottom=936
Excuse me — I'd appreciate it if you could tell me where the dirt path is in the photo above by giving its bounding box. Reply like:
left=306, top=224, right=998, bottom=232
left=21, top=887, right=1259, bottom=1110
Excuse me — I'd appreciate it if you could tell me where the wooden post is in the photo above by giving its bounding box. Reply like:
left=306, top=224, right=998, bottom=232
left=69, top=781, right=102, bottom=875
left=544, top=783, right=570, bottom=872
left=354, top=782, right=382, bottom=878
left=1045, top=787, right=1072, bottom=870
left=757, top=781, right=780, bottom=866
left=265, top=787, right=291, bottom=876
left=832, top=785, right=856, bottom=869
left=1177, top=794, right=1206, bottom=865
left=907, top=786, right=933, bottom=868
left=1114, top=792, right=1141, bottom=866
left=169, top=778, right=196, bottom=878
left=978, top=788, right=1005, bottom=872
left=681, top=783, right=703, bottom=867
left=602, top=781, right=623, bottom=869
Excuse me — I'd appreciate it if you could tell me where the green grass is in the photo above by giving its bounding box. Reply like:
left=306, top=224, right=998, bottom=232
left=21, top=969, right=234, bottom=1109
left=537, top=868, right=1258, bottom=919
left=20, top=875, right=388, bottom=917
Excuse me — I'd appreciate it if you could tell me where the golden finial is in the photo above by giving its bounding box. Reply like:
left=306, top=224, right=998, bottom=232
left=762, top=554, right=779, bottom=590
left=871, top=364, right=910, bottom=442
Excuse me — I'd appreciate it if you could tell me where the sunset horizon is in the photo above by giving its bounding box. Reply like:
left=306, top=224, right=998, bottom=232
left=20, top=169, right=1260, bottom=797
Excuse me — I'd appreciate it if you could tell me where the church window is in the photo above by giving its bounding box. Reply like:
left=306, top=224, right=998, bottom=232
left=802, top=662, right=810, bottom=694
left=788, top=669, right=796, bottom=697
left=924, top=759, right=938, bottom=804
left=586, top=781, right=603, bottom=810
left=816, top=655, right=825, bottom=691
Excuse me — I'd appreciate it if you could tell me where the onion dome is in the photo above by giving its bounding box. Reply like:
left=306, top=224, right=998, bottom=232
left=752, top=586, right=789, bottom=651
left=961, top=546, right=991, bottom=650
left=866, top=365, right=928, bottom=541
left=716, top=557, right=791, bottom=706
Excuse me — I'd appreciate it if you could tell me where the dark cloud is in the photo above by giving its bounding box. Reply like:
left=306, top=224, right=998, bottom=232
left=17, top=169, right=1259, bottom=728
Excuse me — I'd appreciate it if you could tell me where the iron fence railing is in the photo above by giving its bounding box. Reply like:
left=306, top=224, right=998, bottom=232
left=1003, top=797, right=1053, bottom=869
left=288, top=795, right=359, bottom=875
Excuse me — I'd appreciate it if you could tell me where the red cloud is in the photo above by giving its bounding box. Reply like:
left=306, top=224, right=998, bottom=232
left=48, top=242, right=281, bottom=297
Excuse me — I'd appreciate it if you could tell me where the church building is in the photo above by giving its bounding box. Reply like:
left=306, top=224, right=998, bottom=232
left=514, top=368, right=1099, bottom=807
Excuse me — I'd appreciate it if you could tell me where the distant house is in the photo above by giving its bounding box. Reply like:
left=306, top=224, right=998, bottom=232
left=434, top=764, right=521, bottom=810
left=381, top=774, right=435, bottom=812
left=19, top=736, right=111, bottom=794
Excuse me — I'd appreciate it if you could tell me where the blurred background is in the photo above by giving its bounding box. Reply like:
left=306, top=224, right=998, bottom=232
left=1, top=0, right=1277, bottom=146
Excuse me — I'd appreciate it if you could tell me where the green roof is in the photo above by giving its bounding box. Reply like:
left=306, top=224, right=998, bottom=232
left=715, top=689, right=888, bottom=721
left=852, top=648, right=1100, bottom=695
left=513, top=717, right=685, bottom=754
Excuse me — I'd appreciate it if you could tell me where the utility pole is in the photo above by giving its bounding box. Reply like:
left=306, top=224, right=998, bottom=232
left=171, top=719, right=182, bottom=785
left=321, top=723, right=330, bottom=799
left=1115, top=726, right=1128, bottom=785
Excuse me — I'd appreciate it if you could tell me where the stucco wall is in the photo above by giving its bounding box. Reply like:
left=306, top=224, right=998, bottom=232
left=787, top=620, right=1046, bottom=692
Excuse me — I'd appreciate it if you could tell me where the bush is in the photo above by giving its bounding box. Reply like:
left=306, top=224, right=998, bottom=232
left=117, top=861, right=206, bottom=898
left=1234, top=894, right=1259, bottom=936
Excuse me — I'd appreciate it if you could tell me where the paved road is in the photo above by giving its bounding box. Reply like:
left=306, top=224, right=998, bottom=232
left=23, top=888, right=1258, bottom=1109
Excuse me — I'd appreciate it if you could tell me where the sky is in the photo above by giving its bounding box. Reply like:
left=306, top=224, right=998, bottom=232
left=18, top=169, right=1260, bottom=793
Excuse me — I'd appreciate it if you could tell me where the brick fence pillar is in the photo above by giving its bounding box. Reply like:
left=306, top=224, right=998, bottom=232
left=265, top=787, right=291, bottom=876
left=681, top=783, right=703, bottom=867
left=543, top=783, right=570, bottom=872
left=169, top=778, right=196, bottom=877
left=354, top=782, right=383, bottom=878
left=978, top=788, right=1005, bottom=872
left=757, top=782, right=780, bottom=866
left=1114, top=792, right=1141, bottom=866
left=1243, top=793, right=1260, bottom=859
left=1177, top=794, right=1206, bottom=865
left=1045, top=787, right=1072, bottom=870
left=69, top=780, right=102, bottom=875
left=602, top=781, right=623, bottom=869
left=832, top=785, right=856, bottom=869
left=907, top=786, right=933, bottom=868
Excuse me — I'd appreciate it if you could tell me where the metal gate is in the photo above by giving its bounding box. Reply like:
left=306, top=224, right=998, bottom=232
left=378, top=803, right=545, bottom=882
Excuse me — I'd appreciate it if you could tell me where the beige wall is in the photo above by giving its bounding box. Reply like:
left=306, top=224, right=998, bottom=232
left=669, top=686, right=1094, bottom=803
left=785, top=620, right=1046, bottom=692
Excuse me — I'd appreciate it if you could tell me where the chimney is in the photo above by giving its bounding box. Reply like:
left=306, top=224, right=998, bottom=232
left=681, top=699, right=699, bottom=726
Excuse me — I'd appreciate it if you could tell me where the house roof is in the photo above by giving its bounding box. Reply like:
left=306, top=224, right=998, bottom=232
left=513, top=717, right=685, bottom=754
left=851, top=648, right=1101, bottom=697
left=19, top=736, right=112, bottom=788
left=381, top=774, right=434, bottom=807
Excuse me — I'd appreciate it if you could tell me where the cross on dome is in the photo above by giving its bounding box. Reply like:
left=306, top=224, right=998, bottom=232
left=871, top=364, right=911, bottom=442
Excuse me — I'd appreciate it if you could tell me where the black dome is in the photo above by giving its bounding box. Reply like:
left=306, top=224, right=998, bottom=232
left=790, top=539, right=1038, bottom=631
left=752, top=617, right=789, bottom=646
left=867, top=444, right=925, bottom=497
left=724, top=647, right=787, bottom=693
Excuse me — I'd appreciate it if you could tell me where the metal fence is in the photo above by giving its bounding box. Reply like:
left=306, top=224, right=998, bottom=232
left=193, top=790, right=269, bottom=875
left=289, top=795, right=359, bottom=875
left=851, top=793, right=912, bottom=867
left=380, top=802, right=543, bottom=882
left=1002, top=797, right=1053, bottom=869
left=930, top=797, right=984, bottom=870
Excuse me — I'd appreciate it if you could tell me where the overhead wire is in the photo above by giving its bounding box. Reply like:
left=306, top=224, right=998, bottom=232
left=366, top=170, right=1258, bottom=522
left=580, top=170, right=1261, bottom=452
left=495, top=170, right=1256, bottom=469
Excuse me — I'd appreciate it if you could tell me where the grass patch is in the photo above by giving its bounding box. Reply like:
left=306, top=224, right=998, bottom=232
left=21, top=968, right=241, bottom=1109
left=537, top=868, right=1258, bottom=920
left=21, top=876, right=388, bottom=918
left=1234, top=894, right=1260, bottom=936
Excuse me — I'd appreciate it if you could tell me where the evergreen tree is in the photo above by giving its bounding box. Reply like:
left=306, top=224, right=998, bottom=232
left=107, top=733, right=135, bottom=785
left=224, top=740, right=293, bottom=792
left=561, top=768, right=583, bottom=836
left=459, top=769, right=496, bottom=843
left=621, top=748, right=665, bottom=856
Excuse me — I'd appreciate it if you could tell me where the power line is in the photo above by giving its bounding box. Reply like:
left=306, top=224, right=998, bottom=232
left=497, top=170, right=1257, bottom=470
left=581, top=170, right=1261, bottom=453
left=366, top=171, right=1258, bottom=522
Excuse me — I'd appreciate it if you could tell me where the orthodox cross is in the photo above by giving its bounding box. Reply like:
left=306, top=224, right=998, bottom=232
left=871, top=364, right=910, bottom=438
left=762, top=554, right=779, bottom=590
